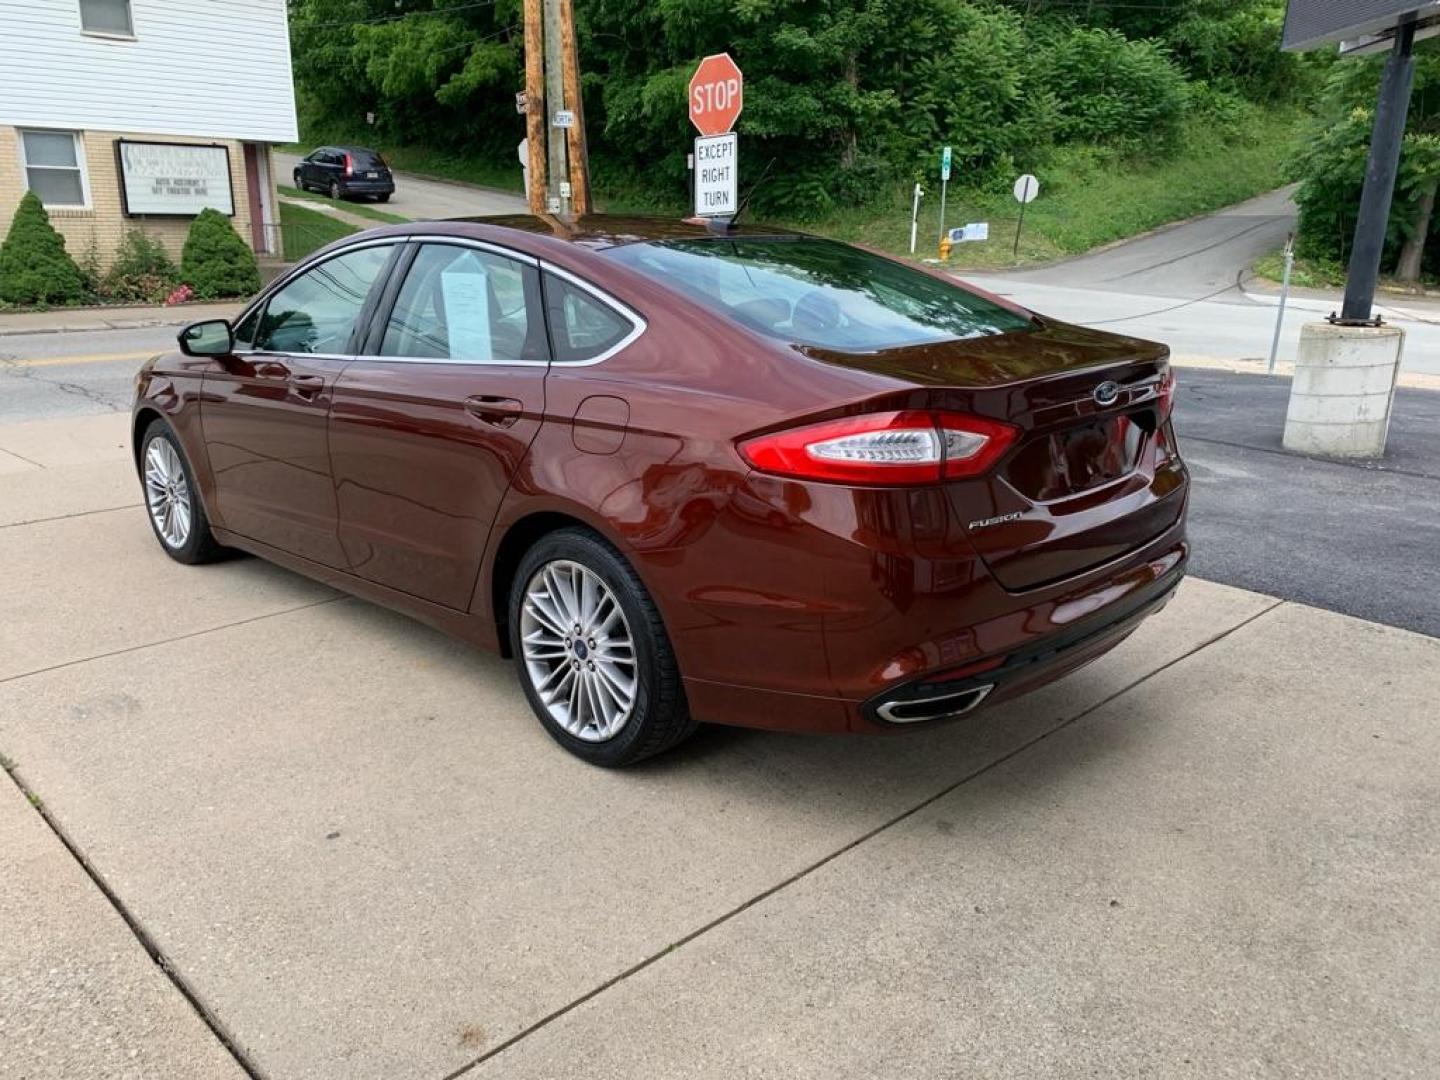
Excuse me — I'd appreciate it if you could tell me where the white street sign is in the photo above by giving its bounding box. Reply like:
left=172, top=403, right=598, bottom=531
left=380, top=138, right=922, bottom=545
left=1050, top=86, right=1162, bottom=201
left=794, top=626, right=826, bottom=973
left=949, top=222, right=989, bottom=243
left=1014, top=174, right=1040, bottom=204
left=693, top=132, right=738, bottom=217
left=552, top=110, right=576, bottom=128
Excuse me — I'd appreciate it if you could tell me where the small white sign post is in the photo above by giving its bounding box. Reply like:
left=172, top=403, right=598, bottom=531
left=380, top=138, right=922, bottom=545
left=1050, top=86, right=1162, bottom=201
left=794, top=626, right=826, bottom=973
left=909, top=182, right=925, bottom=254
left=1012, top=173, right=1039, bottom=258
left=693, top=132, right=738, bottom=217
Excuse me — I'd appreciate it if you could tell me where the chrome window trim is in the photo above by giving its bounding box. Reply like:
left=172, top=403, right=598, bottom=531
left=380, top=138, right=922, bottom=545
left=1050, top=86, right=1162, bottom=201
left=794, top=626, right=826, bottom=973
left=233, top=237, right=411, bottom=357
left=540, top=261, right=647, bottom=367
left=364, top=238, right=546, bottom=367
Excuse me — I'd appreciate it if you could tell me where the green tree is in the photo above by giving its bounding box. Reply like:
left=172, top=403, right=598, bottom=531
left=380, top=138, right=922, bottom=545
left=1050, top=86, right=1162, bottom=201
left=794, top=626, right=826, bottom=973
left=1291, top=43, right=1440, bottom=283
left=0, top=191, right=88, bottom=306
left=181, top=209, right=260, bottom=299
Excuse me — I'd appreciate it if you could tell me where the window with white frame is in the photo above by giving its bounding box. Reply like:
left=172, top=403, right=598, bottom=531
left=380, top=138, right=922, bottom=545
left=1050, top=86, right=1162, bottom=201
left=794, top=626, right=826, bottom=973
left=79, top=0, right=133, bottom=36
left=20, top=131, right=89, bottom=208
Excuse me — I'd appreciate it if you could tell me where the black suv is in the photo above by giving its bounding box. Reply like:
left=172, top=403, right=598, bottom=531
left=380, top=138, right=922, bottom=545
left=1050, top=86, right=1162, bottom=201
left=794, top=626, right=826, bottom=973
left=293, top=146, right=395, bottom=202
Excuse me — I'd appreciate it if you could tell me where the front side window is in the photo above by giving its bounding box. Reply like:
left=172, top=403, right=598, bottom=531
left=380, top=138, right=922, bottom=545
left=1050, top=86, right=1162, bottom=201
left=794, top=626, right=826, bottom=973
left=79, top=0, right=133, bottom=35
left=544, top=274, right=635, bottom=363
left=254, top=245, right=392, bottom=355
left=381, top=244, right=542, bottom=363
left=20, top=131, right=87, bottom=207
left=607, top=236, right=1033, bottom=351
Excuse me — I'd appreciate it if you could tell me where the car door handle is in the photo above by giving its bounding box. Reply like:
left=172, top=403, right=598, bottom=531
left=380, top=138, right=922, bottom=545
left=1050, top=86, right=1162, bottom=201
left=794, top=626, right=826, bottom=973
left=464, top=395, right=524, bottom=427
left=292, top=374, right=326, bottom=400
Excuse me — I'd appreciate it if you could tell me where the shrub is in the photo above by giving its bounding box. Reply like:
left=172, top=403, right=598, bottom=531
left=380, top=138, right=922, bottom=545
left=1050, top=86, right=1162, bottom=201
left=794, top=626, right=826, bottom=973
left=1033, top=28, right=1190, bottom=149
left=101, top=228, right=180, bottom=302
left=181, top=209, right=260, bottom=299
left=0, top=192, right=89, bottom=306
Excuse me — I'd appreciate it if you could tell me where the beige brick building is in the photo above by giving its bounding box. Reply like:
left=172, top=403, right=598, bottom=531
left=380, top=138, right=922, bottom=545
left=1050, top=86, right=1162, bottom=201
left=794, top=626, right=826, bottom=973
left=1, top=0, right=297, bottom=271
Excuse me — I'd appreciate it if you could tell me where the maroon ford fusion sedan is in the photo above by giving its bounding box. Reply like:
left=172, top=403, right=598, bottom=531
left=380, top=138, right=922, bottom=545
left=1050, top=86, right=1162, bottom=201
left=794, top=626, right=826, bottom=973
left=133, top=216, right=1187, bottom=765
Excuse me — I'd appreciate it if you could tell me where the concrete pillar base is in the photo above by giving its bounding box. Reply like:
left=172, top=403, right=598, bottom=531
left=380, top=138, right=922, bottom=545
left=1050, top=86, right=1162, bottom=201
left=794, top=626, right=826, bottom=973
left=1283, top=322, right=1404, bottom=459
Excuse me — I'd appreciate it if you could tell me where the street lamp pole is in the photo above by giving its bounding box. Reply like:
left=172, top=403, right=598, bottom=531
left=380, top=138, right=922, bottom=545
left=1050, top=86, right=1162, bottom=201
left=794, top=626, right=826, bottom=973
left=1338, top=19, right=1417, bottom=324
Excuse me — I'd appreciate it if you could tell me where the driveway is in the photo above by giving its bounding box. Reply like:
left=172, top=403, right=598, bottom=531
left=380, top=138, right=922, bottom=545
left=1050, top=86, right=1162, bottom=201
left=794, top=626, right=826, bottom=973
left=274, top=152, right=526, bottom=221
left=1, top=411, right=1438, bottom=1079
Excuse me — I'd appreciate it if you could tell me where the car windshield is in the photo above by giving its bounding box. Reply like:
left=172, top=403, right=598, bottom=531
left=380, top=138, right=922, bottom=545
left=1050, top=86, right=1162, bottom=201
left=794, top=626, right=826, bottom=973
left=606, top=236, right=1033, bottom=350
left=351, top=150, right=386, bottom=169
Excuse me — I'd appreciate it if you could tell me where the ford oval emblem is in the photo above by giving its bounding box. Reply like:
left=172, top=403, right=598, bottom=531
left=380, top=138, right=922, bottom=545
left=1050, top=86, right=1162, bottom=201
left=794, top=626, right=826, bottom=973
left=1093, top=381, right=1122, bottom=407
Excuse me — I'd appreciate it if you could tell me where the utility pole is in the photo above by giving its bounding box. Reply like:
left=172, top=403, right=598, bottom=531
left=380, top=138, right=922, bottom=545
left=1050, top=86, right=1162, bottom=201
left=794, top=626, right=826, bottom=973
left=542, top=0, right=569, bottom=215
left=522, top=0, right=546, bottom=213
left=558, top=0, right=591, bottom=215
left=522, top=0, right=590, bottom=216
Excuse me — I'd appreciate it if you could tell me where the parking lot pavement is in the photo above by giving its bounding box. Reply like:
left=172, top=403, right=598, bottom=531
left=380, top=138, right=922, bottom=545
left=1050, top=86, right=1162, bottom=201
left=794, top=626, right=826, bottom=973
left=467, top=602, right=1440, bottom=1080
left=1, top=413, right=1437, bottom=1079
left=0, top=765, right=245, bottom=1080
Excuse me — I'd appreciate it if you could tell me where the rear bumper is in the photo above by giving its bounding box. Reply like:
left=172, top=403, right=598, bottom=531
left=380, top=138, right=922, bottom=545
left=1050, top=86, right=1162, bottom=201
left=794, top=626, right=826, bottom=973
left=670, top=470, right=1188, bottom=734
left=341, top=178, right=394, bottom=194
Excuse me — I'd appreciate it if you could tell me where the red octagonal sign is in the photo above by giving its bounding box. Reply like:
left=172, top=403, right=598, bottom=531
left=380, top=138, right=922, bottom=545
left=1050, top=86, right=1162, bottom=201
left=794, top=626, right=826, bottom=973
left=689, top=53, right=743, bottom=137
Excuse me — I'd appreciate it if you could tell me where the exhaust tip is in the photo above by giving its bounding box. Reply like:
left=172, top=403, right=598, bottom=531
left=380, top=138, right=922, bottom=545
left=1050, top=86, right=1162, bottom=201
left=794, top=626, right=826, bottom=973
left=875, top=684, right=995, bottom=725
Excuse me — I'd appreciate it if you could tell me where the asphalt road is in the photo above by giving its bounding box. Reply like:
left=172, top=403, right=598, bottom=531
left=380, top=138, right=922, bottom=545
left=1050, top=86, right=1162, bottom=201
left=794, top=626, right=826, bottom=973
left=1176, top=369, right=1440, bottom=638
left=274, top=151, right=526, bottom=220
left=963, top=189, right=1440, bottom=378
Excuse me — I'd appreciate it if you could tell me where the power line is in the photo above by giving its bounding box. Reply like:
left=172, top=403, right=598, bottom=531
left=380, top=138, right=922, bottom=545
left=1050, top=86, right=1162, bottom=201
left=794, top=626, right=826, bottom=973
left=303, top=1, right=502, bottom=30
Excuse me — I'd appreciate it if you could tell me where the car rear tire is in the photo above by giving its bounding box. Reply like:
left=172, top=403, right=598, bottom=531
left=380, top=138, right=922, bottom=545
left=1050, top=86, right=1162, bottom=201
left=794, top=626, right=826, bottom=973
left=329, top=180, right=342, bottom=200
left=376, top=194, right=391, bottom=203
left=139, top=418, right=226, bottom=565
left=509, top=528, right=697, bottom=766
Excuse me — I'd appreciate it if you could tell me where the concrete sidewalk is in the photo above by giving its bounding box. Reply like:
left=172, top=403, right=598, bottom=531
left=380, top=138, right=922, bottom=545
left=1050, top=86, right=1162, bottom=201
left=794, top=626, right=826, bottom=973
left=0, top=301, right=243, bottom=338
left=1, top=413, right=1436, bottom=1079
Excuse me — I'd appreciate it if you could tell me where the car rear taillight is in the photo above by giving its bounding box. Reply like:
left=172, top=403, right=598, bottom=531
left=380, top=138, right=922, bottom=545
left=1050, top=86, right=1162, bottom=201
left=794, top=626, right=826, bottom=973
left=738, top=411, right=1019, bottom=486
left=343, top=153, right=354, bottom=177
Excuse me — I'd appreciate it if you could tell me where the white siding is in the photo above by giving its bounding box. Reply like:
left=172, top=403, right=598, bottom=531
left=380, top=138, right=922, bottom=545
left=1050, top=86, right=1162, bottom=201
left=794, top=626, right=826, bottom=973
left=0, top=0, right=297, bottom=142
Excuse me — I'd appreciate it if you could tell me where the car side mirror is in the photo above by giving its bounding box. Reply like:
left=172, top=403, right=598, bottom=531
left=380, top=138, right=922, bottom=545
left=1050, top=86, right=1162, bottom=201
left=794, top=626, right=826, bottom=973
left=178, top=319, right=234, bottom=357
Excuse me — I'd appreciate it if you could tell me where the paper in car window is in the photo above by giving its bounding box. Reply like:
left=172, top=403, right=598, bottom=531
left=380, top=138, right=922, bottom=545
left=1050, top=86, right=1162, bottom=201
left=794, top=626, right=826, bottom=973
left=440, top=252, right=492, bottom=361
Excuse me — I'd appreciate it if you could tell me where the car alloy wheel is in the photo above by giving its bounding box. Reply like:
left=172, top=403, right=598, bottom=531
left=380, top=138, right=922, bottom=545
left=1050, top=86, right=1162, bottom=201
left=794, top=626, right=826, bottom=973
left=143, top=436, right=193, bottom=550
left=329, top=180, right=341, bottom=199
left=519, top=559, right=637, bottom=742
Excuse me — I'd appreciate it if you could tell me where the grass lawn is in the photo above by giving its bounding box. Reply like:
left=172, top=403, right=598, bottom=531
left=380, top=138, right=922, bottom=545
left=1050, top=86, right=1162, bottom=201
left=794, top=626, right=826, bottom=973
left=280, top=201, right=357, bottom=261
left=821, top=111, right=1301, bottom=269
left=278, top=184, right=409, bottom=225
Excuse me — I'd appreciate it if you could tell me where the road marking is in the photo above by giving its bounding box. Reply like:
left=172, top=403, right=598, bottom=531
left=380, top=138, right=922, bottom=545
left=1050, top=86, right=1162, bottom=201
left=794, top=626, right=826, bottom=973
left=1, top=349, right=158, bottom=369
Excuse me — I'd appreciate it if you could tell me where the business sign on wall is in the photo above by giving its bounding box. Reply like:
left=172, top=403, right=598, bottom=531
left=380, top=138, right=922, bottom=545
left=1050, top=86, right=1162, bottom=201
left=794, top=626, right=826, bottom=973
left=116, top=140, right=235, bottom=216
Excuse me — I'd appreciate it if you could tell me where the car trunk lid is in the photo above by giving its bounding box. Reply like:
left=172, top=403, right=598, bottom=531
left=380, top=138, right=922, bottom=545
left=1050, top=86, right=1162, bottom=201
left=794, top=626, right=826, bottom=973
left=803, top=320, right=1186, bottom=591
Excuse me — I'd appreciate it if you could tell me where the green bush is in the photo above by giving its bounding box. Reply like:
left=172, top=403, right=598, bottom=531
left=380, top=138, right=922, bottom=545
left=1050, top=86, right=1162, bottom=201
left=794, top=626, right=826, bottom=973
left=180, top=208, right=260, bottom=299
left=101, top=228, right=180, bottom=302
left=0, top=191, right=89, bottom=306
left=1033, top=28, right=1190, bottom=149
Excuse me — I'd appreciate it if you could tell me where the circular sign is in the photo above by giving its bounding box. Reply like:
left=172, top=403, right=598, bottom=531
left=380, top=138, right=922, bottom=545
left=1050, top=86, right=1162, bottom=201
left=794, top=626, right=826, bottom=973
left=1013, top=174, right=1040, bottom=204
left=689, top=53, right=744, bottom=137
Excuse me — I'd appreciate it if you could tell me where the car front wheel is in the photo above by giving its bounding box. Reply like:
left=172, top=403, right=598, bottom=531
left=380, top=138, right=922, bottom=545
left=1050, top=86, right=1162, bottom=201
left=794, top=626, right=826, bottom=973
left=139, top=418, right=225, bottom=565
left=293, top=169, right=304, bottom=190
left=509, top=528, right=696, bottom=766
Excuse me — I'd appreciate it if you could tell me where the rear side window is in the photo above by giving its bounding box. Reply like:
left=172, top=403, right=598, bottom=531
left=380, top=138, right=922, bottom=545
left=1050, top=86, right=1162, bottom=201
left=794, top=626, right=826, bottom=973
left=381, top=243, right=543, bottom=364
left=544, top=273, right=636, bottom=363
left=254, top=245, right=392, bottom=354
left=606, top=236, right=1032, bottom=351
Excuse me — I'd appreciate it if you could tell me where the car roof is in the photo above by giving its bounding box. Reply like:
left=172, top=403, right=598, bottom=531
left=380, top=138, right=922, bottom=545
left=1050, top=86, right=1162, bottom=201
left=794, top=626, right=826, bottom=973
left=439, top=214, right=804, bottom=251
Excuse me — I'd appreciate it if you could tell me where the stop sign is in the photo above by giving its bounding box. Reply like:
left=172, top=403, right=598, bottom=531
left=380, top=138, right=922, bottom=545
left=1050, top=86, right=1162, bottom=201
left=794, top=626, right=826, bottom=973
left=689, top=53, right=743, bottom=137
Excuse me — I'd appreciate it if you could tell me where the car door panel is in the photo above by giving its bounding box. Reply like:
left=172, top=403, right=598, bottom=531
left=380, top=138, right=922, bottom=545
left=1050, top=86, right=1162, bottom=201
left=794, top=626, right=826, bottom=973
left=330, top=242, right=549, bottom=610
left=202, top=243, right=396, bottom=567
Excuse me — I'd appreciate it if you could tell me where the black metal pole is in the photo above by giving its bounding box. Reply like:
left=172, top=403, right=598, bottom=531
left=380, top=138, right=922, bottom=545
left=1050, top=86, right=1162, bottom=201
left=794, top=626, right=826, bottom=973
left=1339, top=20, right=1417, bottom=325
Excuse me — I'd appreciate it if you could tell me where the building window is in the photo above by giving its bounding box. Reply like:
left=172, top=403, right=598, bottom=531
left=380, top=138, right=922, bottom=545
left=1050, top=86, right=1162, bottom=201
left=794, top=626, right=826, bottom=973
left=79, top=0, right=133, bottom=36
left=19, top=131, right=89, bottom=208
